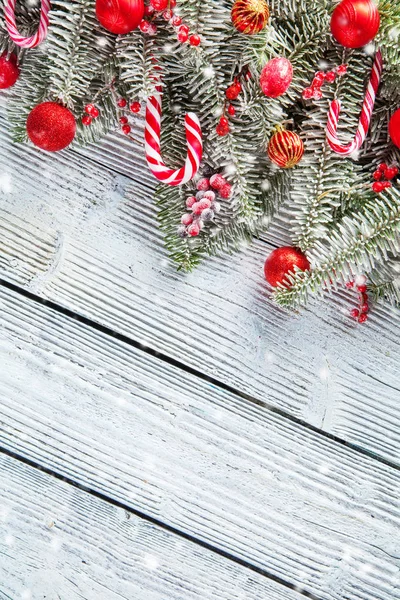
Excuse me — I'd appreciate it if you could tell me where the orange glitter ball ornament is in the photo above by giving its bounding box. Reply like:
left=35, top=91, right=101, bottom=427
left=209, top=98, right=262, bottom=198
left=231, top=0, right=270, bottom=35
left=267, top=125, right=304, bottom=169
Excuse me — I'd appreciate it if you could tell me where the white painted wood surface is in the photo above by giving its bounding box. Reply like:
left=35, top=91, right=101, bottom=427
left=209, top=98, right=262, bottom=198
left=1, top=285, right=400, bottom=600
left=0, top=113, right=399, bottom=466
left=0, top=453, right=309, bottom=600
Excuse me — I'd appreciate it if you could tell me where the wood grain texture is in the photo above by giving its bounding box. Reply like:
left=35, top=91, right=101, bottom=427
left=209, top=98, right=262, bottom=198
left=0, top=116, right=399, bottom=465
left=1, top=285, right=400, bottom=600
left=0, top=453, right=309, bottom=600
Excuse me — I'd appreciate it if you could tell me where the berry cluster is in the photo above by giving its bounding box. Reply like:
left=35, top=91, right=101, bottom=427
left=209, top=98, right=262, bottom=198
left=140, top=0, right=200, bottom=45
left=346, top=275, right=369, bottom=324
left=216, top=68, right=251, bottom=137
left=302, top=64, right=348, bottom=101
left=82, top=103, right=99, bottom=126
left=372, top=162, right=398, bottom=193
left=177, top=173, right=232, bottom=238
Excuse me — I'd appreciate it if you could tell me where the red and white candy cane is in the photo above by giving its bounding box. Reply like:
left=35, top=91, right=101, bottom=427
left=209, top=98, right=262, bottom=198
left=326, top=50, right=383, bottom=156
left=5, top=0, right=51, bottom=48
left=145, top=86, right=203, bottom=186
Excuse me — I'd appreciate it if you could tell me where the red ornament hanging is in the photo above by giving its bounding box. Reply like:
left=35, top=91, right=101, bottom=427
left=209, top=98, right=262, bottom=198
left=26, top=102, right=76, bottom=152
left=260, top=57, right=293, bottom=98
left=0, top=52, right=20, bottom=89
left=330, top=0, right=380, bottom=49
left=389, top=108, right=400, bottom=149
left=267, top=126, right=304, bottom=169
left=96, top=0, right=144, bottom=34
left=264, top=246, right=311, bottom=287
left=231, top=0, right=270, bottom=35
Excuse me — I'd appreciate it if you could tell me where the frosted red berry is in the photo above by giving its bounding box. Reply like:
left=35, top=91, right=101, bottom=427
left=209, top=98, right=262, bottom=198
left=345, top=281, right=354, bottom=289
left=130, top=102, right=141, bottom=113
left=186, top=196, right=197, bottom=208
left=336, top=64, right=348, bottom=76
left=150, top=0, right=168, bottom=9
left=163, top=9, right=173, bottom=20
left=203, top=190, right=216, bottom=201
left=325, top=71, right=336, bottom=83
left=147, top=23, right=158, bottom=34
left=188, top=222, right=200, bottom=236
left=302, top=87, right=314, bottom=100
left=181, top=213, right=193, bottom=226
left=210, top=174, right=226, bottom=189
left=219, top=183, right=232, bottom=199
left=117, top=98, right=127, bottom=108
left=191, top=202, right=203, bottom=215
left=313, top=72, right=325, bottom=86
left=139, top=19, right=150, bottom=32
left=122, top=124, right=131, bottom=135
left=313, top=88, right=323, bottom=100
left=189, top=34, right=201, bottom=46
left=82, top=115, right=92, bottom=126
left=177, top=26, right=189, bottom=42
left=197, top=199, right=212, bottom=211
left=144, top=5, right=155, bottom=16
left=197, top=178, right=210, bottom=191
left=172, top=15, right=182, bottom=26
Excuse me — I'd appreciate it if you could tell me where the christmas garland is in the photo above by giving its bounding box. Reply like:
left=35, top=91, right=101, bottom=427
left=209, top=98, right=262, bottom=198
left=1, top=0, right=400, bottom=322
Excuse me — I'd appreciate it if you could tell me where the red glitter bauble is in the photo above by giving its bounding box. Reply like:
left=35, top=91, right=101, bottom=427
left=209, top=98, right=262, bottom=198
left=96, top=0, right=144, bottom=34
left=330, top=0, right=380, bottom=49
left=0, top=52, right=20, bottom=89
left=267, top=127, right=304, bottom=169
left=260, top=57, right=293, bottom=98
left=389, top=108, right=400, bottom=149
left=26, top=102, right=76, bottom=152
left=264, top=246, right=311, bottom=287
left=231, top=0, right=270, bottom=35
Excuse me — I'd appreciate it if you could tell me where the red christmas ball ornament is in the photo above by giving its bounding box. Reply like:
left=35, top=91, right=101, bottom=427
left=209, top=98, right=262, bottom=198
left=26, top=102, right=76, bottom=152
left=0, top=52, right=20, bottom=89
left=267, top=126, right=304, bottom=169
left=231, top=0, right=270, bottom=35
left=330, top=0, right=380, bottom=49
left=96, top=0, right=144, bottom=34
left=264, top=246, right=311, bottom=287
left=389, top=108, right=400, bottom=148
left=260, top=57, right=293, bottom=98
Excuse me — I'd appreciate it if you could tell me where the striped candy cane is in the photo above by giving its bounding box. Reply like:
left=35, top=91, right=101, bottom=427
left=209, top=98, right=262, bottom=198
left=5, top=0, right=51, bottom=48
left=145, top=86, right=203, bottom=186
left=326, top=50, right=383, bottom=156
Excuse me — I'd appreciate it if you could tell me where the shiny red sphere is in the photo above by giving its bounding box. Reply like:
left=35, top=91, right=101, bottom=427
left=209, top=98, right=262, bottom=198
left=389, top=108, right=400, bottom=149
left=96, top=0, right=144, bottom=34
left=264, top=246, right=310, bottom=287
left=260, top=57, right=293, bottom=98
left=330, top=0, right=380, bottom=49
left=27, top=102, right=76, bottom=152
left=0, top=52, right=20, bottom=89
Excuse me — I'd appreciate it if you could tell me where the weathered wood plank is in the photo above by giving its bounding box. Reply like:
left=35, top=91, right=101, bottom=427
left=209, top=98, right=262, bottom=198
left=0, top=453, right=309, bottom=600
left=1, top=285, right=399, bottom=600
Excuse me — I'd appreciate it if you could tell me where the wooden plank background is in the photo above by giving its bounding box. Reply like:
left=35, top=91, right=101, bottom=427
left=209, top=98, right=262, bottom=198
left=1, top=95, right=400, bottom=600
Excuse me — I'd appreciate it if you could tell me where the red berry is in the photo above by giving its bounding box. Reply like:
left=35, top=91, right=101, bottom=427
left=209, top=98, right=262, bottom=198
left=313, top=72, right=325, bottom=86
left=372, top=181, right=385, bottom=193
left=186, top=196, right=196, bottom=208
left=84, top=103, right=97, bottom=116
left=144, top=5, right=155, bottom=16
left=373, top=169, right=382, bottom=181
left=163, top=9, right=173, bottom=20
left=345, top=281, right=354, bottom=288
left=216, top=124, right=229, bottom=136
left=130, top=101, right=141, bottom=113
left=172, top=15, right=182, bottom=25
left=378, top=162, right=388, bottom=172
left=188, top=222, right=200, bottom=236
left=219, top=183, right=232, bottom=199
left=313, top=88, right=323, bottom=100
left=302, top=87, right=314, bottom=100
left=210, top=174, right=226, bottom=189
left=203, top=190, right=216, bottom=201
left=325, top=71, right=336, bottom=83
left=226, top=82, right=242, bottom=101
left=350, top=308, right=359, bottom=318
left=189, top=34, right=201, bottom=46
left=177, top=25, right=189, bottom=42
left=122, top=124, right=131, bottom=135
left=181, top=213, right=193, bottom=226
left=82, top=115, right=92, bottom=126
left=192, top=202, right=203, bottom=215
left=0, top=52, right=20, bottom=89
left=139, top=19, right=150, bottom=32
left=119, top=116, right=128, bottom=124
left=150, top=0, right=168, bottom=10
left=357, top=284, right=367, bottom=293
left=358, top=313, right=368, bottom=323
left=170, top=0, right=176, bottom=6
left=382, top=180, right=392, bottom=189
left=219, top=116, right=229, bottom=127
left=384, top=166, right=399, bottom=180
left=336, top=64, right=348, bottom=76
left=147, top=23, right=158, bottom=34
left=227, top=104, right=236, bottom=116
left=197, top=199, right=212, bottom=211
left=361, top=303, right=369, bottom=313
left=197, top=178, right=210, bottom=191
left=117, top=98, right=127, bottom=108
